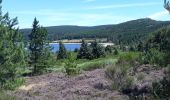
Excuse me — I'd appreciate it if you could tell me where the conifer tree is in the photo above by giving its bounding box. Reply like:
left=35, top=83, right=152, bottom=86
left=77, top=39, right=92, bottom=59
left=29, top=18, right=51, bottom=74
left=57, top=41, right=67, bottom=59
left=91, top=40, right=105, bottom=59
left=0, top=0, right=25, bottom=89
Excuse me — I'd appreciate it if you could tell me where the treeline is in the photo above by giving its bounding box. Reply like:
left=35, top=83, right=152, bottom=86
left=121, top=26, right=170, bottom=67
left=21, top=18, right=170, bottom=46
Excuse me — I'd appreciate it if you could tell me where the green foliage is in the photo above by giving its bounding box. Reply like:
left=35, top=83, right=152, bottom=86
left=77, top=39, right=93, bottom=60
left=106, top=65, right=134, bottom=91
left=74, top=48, right=79, bottom=53
left=57, top=41, right=67, bottom=59
left=105, top=52, right=141, bottom=91
left=105, top=45, right=113, bottom=54
left=137, top=42, right=144, bottom=52
left=0, top=1, right=26, bottom=89
left=1, top=78, right=25, bottom=90
left=113, top=48, right=119, bottom=55
left=21, top=18, right=170, bottom=46
left=129, top=45, right=136, bottom=51
left=142, top=26, right=170, bottom=67
left=80, top=62, right=104, bottom=71
left=140, top=49, right=165, bottom=66
left=78, top=59, right=116, bottom=71
left=29, top=18, right=53, bottom=75
left=164, top=52, right=170, bottom=66
left=152, top=69, right=170, bottom=99
left=91, top=40, right=105, bottom=59
left=146, top=27, right=170, bottom=52
left=118, top=52, right=140, bottom=66
left=77, top=40, right=106, bottom=60
left=64, top=52, right=79, bottom=75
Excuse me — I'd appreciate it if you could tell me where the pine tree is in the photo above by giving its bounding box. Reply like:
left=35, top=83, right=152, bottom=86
left=57, top=41, right=67, bottom=59
left=114, top=48, right=119, bottom=55
left=105, top=45, right=113, bottom=54
left=0, top=0, right=25, bottom=89
left=91, top=40, right=105, bottom=59
left=29, top=18, right=51, bottom=74
left=77, top=39, right=92, bottom=59
left=137, top=42, right=144, bottom=52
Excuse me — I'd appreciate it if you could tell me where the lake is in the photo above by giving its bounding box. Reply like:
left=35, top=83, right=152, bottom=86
left=50, top=43, right=81, bottom=52
left=50, top=43, right=114, bottom=52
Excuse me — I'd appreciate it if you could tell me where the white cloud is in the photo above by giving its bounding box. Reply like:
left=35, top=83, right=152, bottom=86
left=86, top=2, right=160, bottom=10
left=12, top=9, right=135, bottom=28
left=148, top=10, right=169, bottom=19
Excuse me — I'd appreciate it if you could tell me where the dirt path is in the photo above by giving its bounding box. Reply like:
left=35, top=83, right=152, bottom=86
left=13, top=69, right=127, bottom=100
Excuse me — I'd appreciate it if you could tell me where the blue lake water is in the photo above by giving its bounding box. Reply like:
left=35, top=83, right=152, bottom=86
left=50, top=43, right=81, bottom=52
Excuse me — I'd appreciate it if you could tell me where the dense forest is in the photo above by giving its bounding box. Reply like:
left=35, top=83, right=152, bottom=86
left=21, top=18, right=170, bottom=45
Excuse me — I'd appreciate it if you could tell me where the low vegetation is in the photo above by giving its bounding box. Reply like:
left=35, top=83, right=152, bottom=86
left=152, top=68, right=170, bottom=99
left=0, top=91, right=18, bottom=100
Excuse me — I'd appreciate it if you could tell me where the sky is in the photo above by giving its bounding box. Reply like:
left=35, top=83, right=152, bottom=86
left=2, top=0, right=170, bottom=28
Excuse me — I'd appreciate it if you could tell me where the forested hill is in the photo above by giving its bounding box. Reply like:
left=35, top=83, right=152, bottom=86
left=20, top=18, right=170, bottom=45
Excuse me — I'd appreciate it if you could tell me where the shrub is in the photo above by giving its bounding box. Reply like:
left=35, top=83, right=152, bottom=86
left=0, top=78, right=25, bottom=90
left=64, top=53, right=79, bottom=75
left=152, top=69, right=170, bottom=99
left=106, top=65, right=134, bottom=91
left=140, top=48, right=165, bottom=67
left=114, top=48, right=119, bottom=55
left=78, top=59, right=116, bottom=71
left=105, top=45, right=113, bottom=54
left=79, top=61, right=105, bottom=71
left=164, top=52, right=170, bottom=66
left=74, top=48, right=79, bottom=52
left=118, top=52, right=140, bottom=66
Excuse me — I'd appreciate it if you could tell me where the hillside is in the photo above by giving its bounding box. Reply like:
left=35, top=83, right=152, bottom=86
left=20, top=18, right=170, bottom=45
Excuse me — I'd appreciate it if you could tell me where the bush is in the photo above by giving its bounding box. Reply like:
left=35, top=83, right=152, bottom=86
left=114, top=48, right=119, bottom=55
left=64, top=53, right=79, bottom=75
left=118, top=52, right=140, bottom=66
left=164, top=52, right=170, bottom=66
left=0, top=78, right=25, bottom=90
left=140, top=48, right=165, bottom=67
left=105, top=45, right=113, bottom=54
left=106, top=65, right=134, bottom=91
left=78, top=59, right=116, bottom=71
left=79, top=61, right=105, bottom=71
left=152, top=69, right=170, bottom=99
left=74, top=48, right=79, bottom=52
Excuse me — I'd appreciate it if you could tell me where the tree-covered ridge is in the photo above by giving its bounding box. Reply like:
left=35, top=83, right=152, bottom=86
left=146, top=26, right=170, bottom=52
left=21, top=18, right=170, bottom=45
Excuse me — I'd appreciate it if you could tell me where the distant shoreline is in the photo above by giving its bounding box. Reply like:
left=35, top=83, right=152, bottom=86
left=50, top=43, right=82, bottom=44
left=50, top=42, right=114, bottom=47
